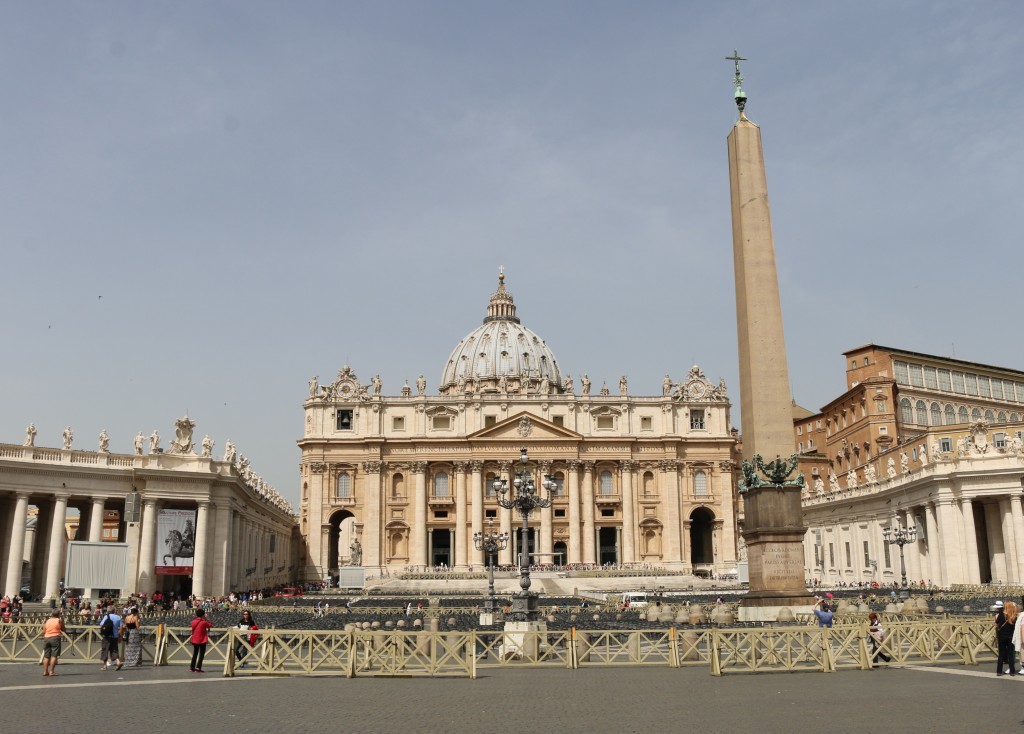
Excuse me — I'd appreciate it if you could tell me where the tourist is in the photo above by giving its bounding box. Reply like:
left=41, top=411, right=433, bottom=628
left=1013, top=596, right=1024, bottom=671
left=99, top=605, right=124, bottom=671
left=235, top=609, right=258, bottom=668
left=42, top=610, right=65, bottom=676
left=812, top=599, right=833, bottom=628
left=189, top=607, right=214, bottom=673
left=868, top=612, right=890, bottom=664
left=123, top=606, right=143, bottom=667
left=995, top=600, right=1017, bottom=676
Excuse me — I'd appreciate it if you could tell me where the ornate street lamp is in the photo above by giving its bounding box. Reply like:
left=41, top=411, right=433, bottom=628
left=492, top=447, right=556, bottom=622
left=882, top=523, right=917, bottom=588
left=473, top=519, right=509, bottom=614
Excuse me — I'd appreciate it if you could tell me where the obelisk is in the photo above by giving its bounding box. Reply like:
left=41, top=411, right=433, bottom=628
left=726, top=51, right=813, bottom=618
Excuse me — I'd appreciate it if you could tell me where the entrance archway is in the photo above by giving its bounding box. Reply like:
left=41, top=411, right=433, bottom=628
left=689, top=508, right=715, bottom=565
left=552, top=541, right=567, bottom=565
left=598, top=527, right=618, bottom=565
left=328, top=510, right=356, bottom=574
left=430, top=528, right=451, bottom=567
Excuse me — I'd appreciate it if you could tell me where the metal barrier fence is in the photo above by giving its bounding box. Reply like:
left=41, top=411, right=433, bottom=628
left=0, top=619, right=998, bottom=678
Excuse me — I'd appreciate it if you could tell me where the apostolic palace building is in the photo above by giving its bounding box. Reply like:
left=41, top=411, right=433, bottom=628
left=298, top=273, right=741, bottom=582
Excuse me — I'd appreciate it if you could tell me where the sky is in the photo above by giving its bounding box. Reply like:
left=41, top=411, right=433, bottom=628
left=2, top=1, right=1021, bottom=507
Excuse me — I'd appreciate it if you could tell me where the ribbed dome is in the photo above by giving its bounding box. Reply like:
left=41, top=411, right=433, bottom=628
left=439, top=272, right=563, bottom=396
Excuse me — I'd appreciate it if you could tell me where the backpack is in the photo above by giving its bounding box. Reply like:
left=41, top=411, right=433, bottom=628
left=99, top=615, right=113, bottom=637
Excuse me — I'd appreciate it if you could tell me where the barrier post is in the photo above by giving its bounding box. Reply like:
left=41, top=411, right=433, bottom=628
left=224, top=627, right=236, bottom=677
left=821, top=628, right=835, bottom=673
left=669, top=627, right=680, bottom=668
left=710, top=629, right=722, bottom=677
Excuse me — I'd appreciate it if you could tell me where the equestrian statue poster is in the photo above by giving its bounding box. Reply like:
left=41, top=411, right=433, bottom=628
left=156, top=508, right=196, bottom=575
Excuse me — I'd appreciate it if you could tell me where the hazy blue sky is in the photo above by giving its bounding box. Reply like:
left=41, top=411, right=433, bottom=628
left=2, top=1, right=1020, bottom=505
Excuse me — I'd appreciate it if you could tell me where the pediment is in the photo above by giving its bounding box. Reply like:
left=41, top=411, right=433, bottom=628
left=468, top=412, right=582, bottom=441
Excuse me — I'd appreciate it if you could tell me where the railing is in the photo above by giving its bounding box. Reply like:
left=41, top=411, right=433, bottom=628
left=0, top=618, right=998, bottom=678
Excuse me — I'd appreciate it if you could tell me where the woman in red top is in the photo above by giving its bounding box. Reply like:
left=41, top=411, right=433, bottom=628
left=189, top=607, right=214, bottom=673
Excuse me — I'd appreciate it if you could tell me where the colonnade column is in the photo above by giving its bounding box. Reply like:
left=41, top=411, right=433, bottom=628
left=581, top=462, right=596, bottom=564
left=411, top=463, right=427, bottom=568
left=960, top=499, right=981, bottom=585
left=470, top=462, right=484, bottom=566
left=567, top=461, right=581, bottom=564
left=924, top=503, right=941, bottom=584
left=984, top=502, right=1007, bottom=583
left=231, top=512, right=242, bottom=588
left=454, top=462, right=468, bottom=570
left=137, top=500, right=159, bottom=595
left=621, top=461, right=636, bottom=564
left=938, top=500, right=967, bottom=585
left=539, top=462, right=552, bottom=565
left=212, top=501, right=232, bottom=597
left=999, top=497, right=1019, bottom=583
left=1011, top=496, right=1024, bottom=582
left=3, top=494, right=29, bottom=598
left=498, top=462, right=513, bottom=566
left=192, top=502, right=211, bottom=597
left=43, top=494, right=69, bottom=599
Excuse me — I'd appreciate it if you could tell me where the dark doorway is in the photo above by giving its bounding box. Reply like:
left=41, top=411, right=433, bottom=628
left=599, top=527, right=618, bottom=565
left=552, top=541, right=567, bottom=565
left=431, top=528, right=451, bottom=567
left=328, top=510, right=356, bottom=573
left=689, top=508, right=715, bottom=564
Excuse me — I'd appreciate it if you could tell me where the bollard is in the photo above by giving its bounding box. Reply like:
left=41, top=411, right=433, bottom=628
left=680, top=630, right=701, bottom=662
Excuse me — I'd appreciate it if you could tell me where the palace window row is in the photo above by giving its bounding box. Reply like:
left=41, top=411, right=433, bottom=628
left=900, top=398, right=1019, bottom=427
left=894, top=360, right=1024, bottom=403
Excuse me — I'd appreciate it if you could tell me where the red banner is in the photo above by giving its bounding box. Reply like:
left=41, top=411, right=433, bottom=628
left=155, top=566, right=193, bottom=576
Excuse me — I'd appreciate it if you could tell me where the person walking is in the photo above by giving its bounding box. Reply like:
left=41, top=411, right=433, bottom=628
left=123, top=606, right=143, bottom=667
left=98, top=605, right=124, bottom=671
left=996, top=600, right=1018, bottom=675
left=42, top=610, right=65, bottom=676
left=189, top=607, right=214, bottom=673
left=234, top=609, right=258, bottom=668
left=868, top=612, right=891, bottom=664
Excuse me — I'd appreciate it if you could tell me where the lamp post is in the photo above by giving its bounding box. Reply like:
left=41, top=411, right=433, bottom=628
left=882, top=523, right=917, bottom=588
left=473, top=519, right=509, bottom=614
left=492, top=448, right=556, bottom=622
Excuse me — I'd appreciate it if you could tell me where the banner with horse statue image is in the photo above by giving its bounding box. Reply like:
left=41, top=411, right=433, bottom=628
left=156, top=508, right=196, bottom=576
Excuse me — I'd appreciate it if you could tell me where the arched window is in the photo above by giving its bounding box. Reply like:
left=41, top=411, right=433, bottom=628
left=552, top=472, right=565, bottom=496
left=900, top=399, right=913, bottom=425
left=931, top=403, right=941, bottom=426
left=985, top=409, right=995, bottom=422
left=642, top=471, right=655, bottom=496
left=972, top=408, right=981, bottom=421
left=391, top=473, right=404, bottom=499
left=945, top=405, right=956, bottom=425
left=694, top=470, right=708, bottom=496
left=916, top=400, right=928, bottom=425
left=1012, top=413, right=1020, bottom=423
left=959, top=407, right=970, bottom=423
left=336, top=473, right=352, bottom=499
left=599, top=471, right=614, bottom=496
left=999, top=411, right=1007, bottom=422
left=434, top=472, right=449, bottom=498
left=486, top=473, right=497, bottom=497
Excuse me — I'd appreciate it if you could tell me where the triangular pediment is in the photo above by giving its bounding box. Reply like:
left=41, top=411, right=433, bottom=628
left=468, top=411, right=582, bottom=441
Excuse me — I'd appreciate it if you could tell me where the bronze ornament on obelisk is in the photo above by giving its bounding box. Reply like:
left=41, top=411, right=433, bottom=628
left=726, top=51, right=813, bottom=618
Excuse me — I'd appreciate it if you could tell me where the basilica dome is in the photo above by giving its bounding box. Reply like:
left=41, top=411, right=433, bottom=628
left=439, top=273, right=564, bottom=396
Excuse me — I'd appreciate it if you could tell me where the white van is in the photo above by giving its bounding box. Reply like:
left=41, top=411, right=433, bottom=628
left=620, top=592, right=648, bottom=608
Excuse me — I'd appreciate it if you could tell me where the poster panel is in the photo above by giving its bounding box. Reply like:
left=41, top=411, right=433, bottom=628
left=155, top=508, right=196, bottom=576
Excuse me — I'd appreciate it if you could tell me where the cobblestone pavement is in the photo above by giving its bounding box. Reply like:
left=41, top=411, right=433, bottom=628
left=0, top=661, right=1015, bottom=733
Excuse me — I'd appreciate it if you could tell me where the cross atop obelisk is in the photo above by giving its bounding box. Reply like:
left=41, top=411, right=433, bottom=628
left=725, top=49, right=748, bottom=113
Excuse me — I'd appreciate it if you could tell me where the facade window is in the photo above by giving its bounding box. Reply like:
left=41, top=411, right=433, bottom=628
left=924, top=366, right=938, bottom=389
left=992, top=380, right=1005, bottom=400
left=485, top=509, right=497, bottom=519
left=916, top=400, right=928, bottom=425
left=909, top=364, right=924, bottom=387
left=552, top=473, right=565, bottom=496
left=797, top=426, right=803, bottom=435
left=945, top=405, right=956, bottom=425
left=878, top=426, right=888, bottom=435
left=600, top=508, right=615, bottom=518
left=690, top=410, right=705, bottom=430
left=640, top=416, right=652, bottom=430
left=336, top=473, right=352, bottom=499
left=966, top=374, right=979, bottom=396
left=596, top=415, right=614, bottom=430
left=863, top=540, right=870, bottom=567
left=798, top=442, right=804, bottom=452
left=883, top=542, right=891, bottom=569
left=894, top=361, right=909, bottom=385
left=952, top=371, right=965, bottom=393
left=999, top=411, right=1007, bottom=422
left=484, top=415, right=497, bottom=427
left=1012, top=413, right=1020, bottom=422
left=978, top=376, right=991, bottom=398
left=845, top=542, right=851, bottom=568
left=599, top=471, right=614, bottom=496
left=808, top=438, right=814, bottom=449
left=694, top=470, right=708, bottom=496
left=433, top=472, right=449, bottom=498
left=900, top=399, right=913, bottom=424
left=985, top=409, right=995, bottom=422
left=554, top=508, right=566, bottom=518
left=552, top=415, right=564, bottom=427
left=486, top=474, right=497, bottom=497
left=434, top=510, right=448, bottom=519
left=971, top=408, right=981, bottom=421
left=959, top=406, right=969, bottom=423
left=931, top=403, right=941, bottom=426
left=938, top=369, right=952, bottom=392
left=994, top=433, right=1007, bottom=449
left=829, top=543, right=835, bottom=567
left=432, top=415, right=452, bottom=430
left=851, top=360, right=857, bottom=369
left=336, top=409, right=353, bottom=431
left=392, top=416, right=405, bottom=431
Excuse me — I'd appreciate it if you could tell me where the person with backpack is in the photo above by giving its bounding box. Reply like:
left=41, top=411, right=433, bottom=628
left=189, top=607, right=214, bottom=673
left=98, top=605, right=123, bottom=671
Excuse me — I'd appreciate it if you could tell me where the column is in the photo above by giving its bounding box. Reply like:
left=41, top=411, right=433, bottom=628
left=1012, top=496, right=1024, bottom=582
left=231, top=512, right=242, bottom=588
left=581, top=462, right=596, bottom=564
left=136, top=500, right=159, bottom=595
left=985, top=502, right=1008, bottom=583
left=567, top=461, right=581, bottom=564
left=960, top=499, right=982, bottom=585
left=362, top=461, right=383, bottom=571
left=30, top=500, right=52, bottom=595
left=539, top=462, right=553, bottom=565
left=621, top=461, right=636, bottom=564
left=4, top=494, right=30, bottom=598
left=43, top=494, right=69, bottom=598
left=192, top=502, right=211, bottom=597
left=999, top=497, right=1018, bottom=583
left=454, top=462, right=468, bottom=570
left=660, top=461, right=682, bottom=566
left=411, top=463, right=427, bottom=568
left=924, top=503, right=940, bottom=585
left=470, top=462, right=484, bottom=567
left=211, top=502, right=232, bottom=596
left=0, top=498, right=11, bottom=593
left=937, top=500, right=966, bottom=585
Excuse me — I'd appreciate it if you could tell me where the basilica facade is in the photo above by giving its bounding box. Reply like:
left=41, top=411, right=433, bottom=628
left=298, top=274, right=741, bottom=581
